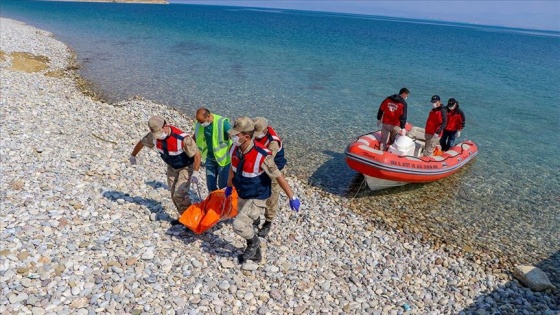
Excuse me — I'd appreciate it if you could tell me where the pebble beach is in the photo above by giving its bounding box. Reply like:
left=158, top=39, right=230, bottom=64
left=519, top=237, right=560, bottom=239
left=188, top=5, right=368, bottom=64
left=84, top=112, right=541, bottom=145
left=1, top=17, right=558, bottom=315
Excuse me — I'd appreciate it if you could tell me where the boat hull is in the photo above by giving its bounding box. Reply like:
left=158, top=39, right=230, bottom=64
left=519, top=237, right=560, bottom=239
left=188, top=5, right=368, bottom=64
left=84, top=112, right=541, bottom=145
left=345, top=130, right=478, bottom=190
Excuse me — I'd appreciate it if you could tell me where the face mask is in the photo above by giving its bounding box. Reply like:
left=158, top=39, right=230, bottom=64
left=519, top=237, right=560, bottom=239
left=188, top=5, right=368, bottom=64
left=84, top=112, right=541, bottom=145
left=158, top=132, right=167, bottom=140
left=201, top=121, right=210, bottom=127
left=255, top=133, right=265, bottom=139
left=448, top=105, right=456, bottom=110
left=232, top=135, right=245, bottom=146
left=404, top=96, right=408, bottom=100
left=432, top=103, right=438, bottom=108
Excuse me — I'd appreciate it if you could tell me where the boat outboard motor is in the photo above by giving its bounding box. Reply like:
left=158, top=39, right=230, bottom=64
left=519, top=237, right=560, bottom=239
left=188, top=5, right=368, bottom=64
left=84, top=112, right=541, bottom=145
left=388, top=135, right=415, bottom=156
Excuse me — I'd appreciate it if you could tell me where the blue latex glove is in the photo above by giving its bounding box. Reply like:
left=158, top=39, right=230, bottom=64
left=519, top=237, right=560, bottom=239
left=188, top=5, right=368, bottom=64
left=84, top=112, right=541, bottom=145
left=289, top=197, right=300, bottom=212
left=225, top=186, right=232, bottom=198
left=190, top=170, right=199, bottom=184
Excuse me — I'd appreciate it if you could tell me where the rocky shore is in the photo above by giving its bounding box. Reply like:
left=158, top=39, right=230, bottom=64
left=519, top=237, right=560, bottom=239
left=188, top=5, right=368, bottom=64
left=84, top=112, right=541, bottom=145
left=1, top=18, right=558, bottom=315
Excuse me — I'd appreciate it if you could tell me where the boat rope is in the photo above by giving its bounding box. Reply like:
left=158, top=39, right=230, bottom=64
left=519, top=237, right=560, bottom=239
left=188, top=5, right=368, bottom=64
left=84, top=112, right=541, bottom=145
left=348, top=177, right=367, bottom=205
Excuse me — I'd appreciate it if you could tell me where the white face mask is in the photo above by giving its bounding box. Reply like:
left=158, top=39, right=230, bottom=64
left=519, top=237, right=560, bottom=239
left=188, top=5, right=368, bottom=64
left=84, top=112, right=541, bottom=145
left=232, top=135, right=245, bottom=146
left=158, top=132, right=167, bottom=140
left=201, top=121, right=210, bottom=127
left=255, top=133, right=265, bottom=139
left=432, top=102, right=438, bottom=108
left=448, top=105, right=456, bottom=110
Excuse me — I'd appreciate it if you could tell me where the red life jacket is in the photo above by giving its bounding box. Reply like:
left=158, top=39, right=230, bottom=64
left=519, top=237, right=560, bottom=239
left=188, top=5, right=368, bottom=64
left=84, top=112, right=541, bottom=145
left=154, top=125, right=194, bottom=169
left=230, top=142, right=272, bottom=200
left=425, top=108, right=444, bottom=136
left=379, top=97, right=405, bottom=126
left=254, top=126, right=287, bottom=170
left=445, top=109, right=464, bottom=131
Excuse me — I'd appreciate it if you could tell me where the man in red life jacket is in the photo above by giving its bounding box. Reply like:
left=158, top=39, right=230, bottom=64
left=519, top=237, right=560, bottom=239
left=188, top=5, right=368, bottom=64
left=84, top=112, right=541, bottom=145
left=129, top=116, right=201, bottom=223
left=225, top=116, right=300, bottom=264
left=440, top=98, right=466, bottom=151
left=252, top=117, right=288, bottom=237
left=377, top=87, right=409, bottom=151
left=424, top=95, right=448, bottom=157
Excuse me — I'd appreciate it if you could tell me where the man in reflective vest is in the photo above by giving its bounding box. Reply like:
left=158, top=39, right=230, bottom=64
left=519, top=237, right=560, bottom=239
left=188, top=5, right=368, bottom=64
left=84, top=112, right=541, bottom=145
left=252, top=117, right=287, bottom=237
left=129, top=116, right=201, bottom=223
left=194, top=108, right=232, bottom=192
left=225, top=116, right=300, bottom=264
left=424, top=95, right=448, bottom=157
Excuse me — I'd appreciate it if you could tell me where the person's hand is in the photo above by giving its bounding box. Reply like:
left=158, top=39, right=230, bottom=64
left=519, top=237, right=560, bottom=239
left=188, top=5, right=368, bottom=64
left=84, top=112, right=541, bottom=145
left=129, top=155, right=137, bottom=165
left=399, top=129, right=406, bottom=136
left=225, top=186, right=232, bottom=198
left=191, top=170, right=199, bottom=184
left=376, top=120, right=382, bottom=127
left=289, top=197, right=300, bottom=212
left=457, top=130, right=461, bottom=138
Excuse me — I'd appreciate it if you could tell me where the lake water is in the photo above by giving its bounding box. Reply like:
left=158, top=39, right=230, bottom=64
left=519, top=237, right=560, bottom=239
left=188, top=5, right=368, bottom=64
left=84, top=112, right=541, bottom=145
left=2, top=0, right=559, bottom=278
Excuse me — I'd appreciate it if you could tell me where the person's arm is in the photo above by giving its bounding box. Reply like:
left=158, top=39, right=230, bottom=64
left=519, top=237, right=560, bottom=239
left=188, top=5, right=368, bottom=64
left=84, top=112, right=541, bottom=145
left=223, top=119, right=231, bottom=141
left=226, top=166, right=234, bottom=188
left=183, top=136, right=200, bottom=171
left=131, top=140, right=144, bottom=157
left=459, top=108, right=466, bottom=130
left=400, top=103, right=407, bottom=129
left=376, top=101, right=384, bottom=121
left=275, top=175, right=295, bottom=200
left=437, top=109, right=448, bottom=134
left=267, top=141, right=280, bottom=158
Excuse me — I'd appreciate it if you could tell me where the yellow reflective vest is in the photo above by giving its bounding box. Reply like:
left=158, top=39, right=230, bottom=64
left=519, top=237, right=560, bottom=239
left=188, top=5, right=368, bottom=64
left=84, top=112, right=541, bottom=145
left=194, top=114, right=232, bottom=167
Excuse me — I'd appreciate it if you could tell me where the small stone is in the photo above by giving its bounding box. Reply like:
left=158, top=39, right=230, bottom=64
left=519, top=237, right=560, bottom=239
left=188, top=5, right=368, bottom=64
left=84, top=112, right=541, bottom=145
left=126, top=257, right=138, bottom=266
left=10, top=180, right=24, bottom=190
left=219, top=281, right=230, bottom=291
left=142, top=248, right=155, bottom=260
left=17, top=251, right=30, bottom=260
left=220, top=260, right=235, bottom=269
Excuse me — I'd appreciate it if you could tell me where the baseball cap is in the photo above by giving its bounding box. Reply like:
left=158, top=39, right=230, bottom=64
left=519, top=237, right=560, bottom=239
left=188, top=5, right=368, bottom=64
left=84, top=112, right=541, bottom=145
left=228, top=116, right=255, bottom=137
left=148, top=116, right=165, bottom=138
left=430, top=95, right=441, bottom=103
left=447, top=98, right=457, bottom=106
left=253, top=117, right=269, bottom=134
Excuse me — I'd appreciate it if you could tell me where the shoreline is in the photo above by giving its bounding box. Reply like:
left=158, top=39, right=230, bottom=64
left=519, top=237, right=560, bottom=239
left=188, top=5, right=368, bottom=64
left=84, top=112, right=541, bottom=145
left=1, top=17, right=558, bottom=314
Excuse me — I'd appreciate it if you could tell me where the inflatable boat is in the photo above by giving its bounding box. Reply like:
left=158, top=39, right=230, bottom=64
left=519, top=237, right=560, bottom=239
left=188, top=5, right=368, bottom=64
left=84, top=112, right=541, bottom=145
left=345, top=125, right=478, bottom=190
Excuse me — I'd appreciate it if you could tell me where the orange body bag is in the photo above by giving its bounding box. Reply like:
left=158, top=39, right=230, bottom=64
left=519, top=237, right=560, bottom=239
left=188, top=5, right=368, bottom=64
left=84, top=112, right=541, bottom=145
left=178, top=188, right=238, bottom=234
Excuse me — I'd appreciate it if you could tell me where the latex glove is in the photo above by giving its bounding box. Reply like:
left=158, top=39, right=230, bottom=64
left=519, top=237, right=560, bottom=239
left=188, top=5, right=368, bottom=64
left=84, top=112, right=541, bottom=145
left=225, top=186, right=232, bottom=198
left=376, top=120, right=382, bottom=127
left=289, top=197, right=300, bottom=212
left=399, top=129, right=406, bottom=136
left=190, top=170, right=199, bottom=184
left=457, top=131, right=461, bottom=138
left=129, top=155, right=137, bottom=165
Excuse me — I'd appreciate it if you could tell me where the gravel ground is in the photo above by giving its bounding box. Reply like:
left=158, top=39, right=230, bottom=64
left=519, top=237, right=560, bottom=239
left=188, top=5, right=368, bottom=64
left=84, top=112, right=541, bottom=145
left=1, top=18, right=558, bottom=315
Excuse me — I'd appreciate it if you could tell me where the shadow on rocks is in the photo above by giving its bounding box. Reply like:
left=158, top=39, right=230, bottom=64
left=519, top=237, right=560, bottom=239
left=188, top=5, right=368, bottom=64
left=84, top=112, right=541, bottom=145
left=102, top=189, right=173, bottom=223
left=173, top=219, right=241, bottom=259
left=145, top=180, right=168, bottom=190
left=308, top=150, right=356, bottom=195
left=457, top=250, right=559, bottom=315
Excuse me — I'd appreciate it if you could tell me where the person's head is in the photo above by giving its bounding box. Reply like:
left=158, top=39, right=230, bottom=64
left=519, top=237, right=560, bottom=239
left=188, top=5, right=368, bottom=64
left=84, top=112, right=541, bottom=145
left=228, top=116, right=255, bottom=147
left=195, top=108, right=212, bottom=127
left=430, top=95, right=441, bottom=108
left=447, top=98, right=458, bottom=110
left=399, top=87, right=410, bottom=100
left=253, top=117, right=269, bottom=139
left=148, top=116, right=169, bottom=140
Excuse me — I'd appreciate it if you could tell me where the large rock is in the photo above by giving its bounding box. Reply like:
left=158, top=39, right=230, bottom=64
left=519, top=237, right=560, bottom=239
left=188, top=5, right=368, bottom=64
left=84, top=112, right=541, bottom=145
left=513, top=265, right=555, bottom=291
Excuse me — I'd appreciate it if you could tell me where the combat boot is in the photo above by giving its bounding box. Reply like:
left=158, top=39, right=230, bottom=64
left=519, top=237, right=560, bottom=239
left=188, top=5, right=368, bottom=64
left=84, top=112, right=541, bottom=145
left=257, top=220, right=272, bottom=237
left=238, top=235, right=262, bottom=264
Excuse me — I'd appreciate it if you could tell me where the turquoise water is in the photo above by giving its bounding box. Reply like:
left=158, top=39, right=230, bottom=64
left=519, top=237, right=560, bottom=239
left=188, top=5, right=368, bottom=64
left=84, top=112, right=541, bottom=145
left=2, top=1, right=559, bottom=266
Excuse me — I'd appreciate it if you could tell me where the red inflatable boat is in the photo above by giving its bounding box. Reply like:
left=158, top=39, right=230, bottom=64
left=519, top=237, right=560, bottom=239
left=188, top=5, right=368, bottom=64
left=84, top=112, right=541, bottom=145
left=345, top=125, right=478, bottom=190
